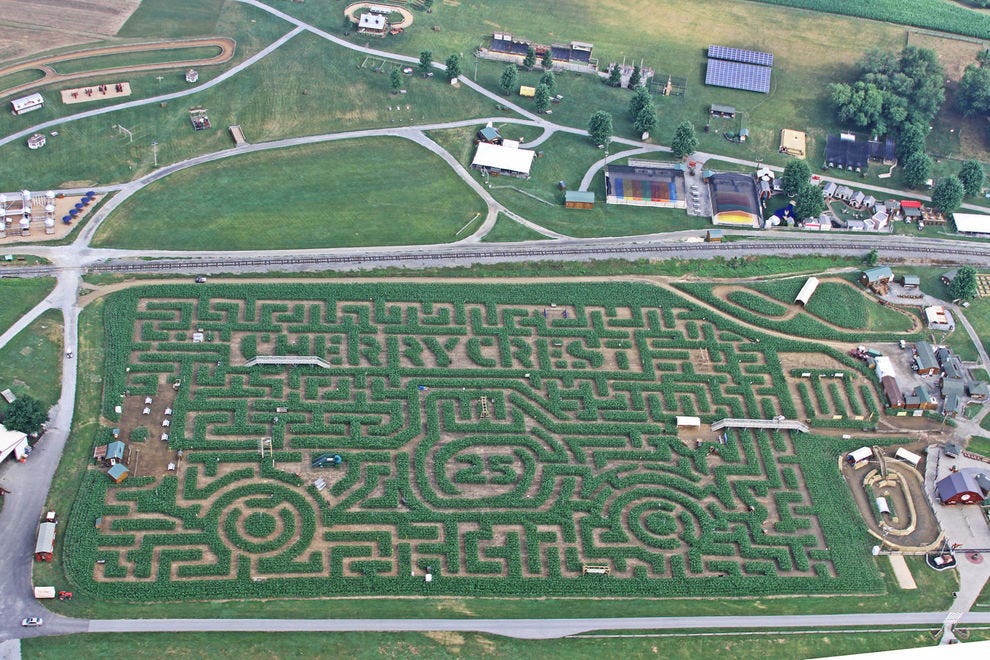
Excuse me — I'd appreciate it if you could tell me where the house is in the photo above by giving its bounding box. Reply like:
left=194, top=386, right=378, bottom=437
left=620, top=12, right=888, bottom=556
left=834, top=185, right=854, bottom=201
left=904, top=385, right=938, bottom=410
left=924, top=306, right=954, bottom=332
left=860, top=266, right=893, bottom=292
left=913, top=341, right=939, bottom=376
left=471, top=142, right=535, bottom=179
left=11, top=93, right=44, bottom=115
left=0, top=424, right=30, bottom=464
left=941, top=269, right=959, bottom=286
left=969, top=381, right=989, bottom=400
left=107, top=463, right=129, bottom=484
left=794, top=277, right=820, bottom=306
left=902, top=275, right=920, bottom=288
left=564, top=190, right=595, bottom=209
left=882, top=375, right=904, bottom=408
left=476, top=126, right=503, bottom=145
left=936, top=469, right=987, bottom=505
left=357, top=12, right=388, bottom=36
left=850, top=191, right=865, bottom=208
left=34, top=521, right=56, bottom=561
left=821, top=181, right=837, bottom=198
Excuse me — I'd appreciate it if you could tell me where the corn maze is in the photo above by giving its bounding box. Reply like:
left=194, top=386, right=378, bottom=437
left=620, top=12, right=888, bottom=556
left=65, top=282, right=883, bottom=599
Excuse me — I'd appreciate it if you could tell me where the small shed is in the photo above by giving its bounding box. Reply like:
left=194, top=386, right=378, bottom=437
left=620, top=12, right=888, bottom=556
left=882, top=375, right=904, bottom=408
left=968, top=381, right=989, bottom=400
left=941, top=269, right=959, bottom=286
left=710, top=104, right=736, bottom=118
left=902, top=275, right=920, bottom=288
left=107, top=463, right=129, bottom=484
left=519, top=85, right=536, bottom=97
left=944, top=442, right=962, bottom=458
left=564, top=190, right=595, bottom=209
left=794, top=276, right=820, bottom=306
left=34, top=521, right=56, bottom=561
left=847, top=446, right=872, bottom=465
left=861, top=266, right=893, bottom=286
left=705, top=229, right=724, bottom=243
left=936, top=470, right=986, bottom=505
left=676, top=416, right=701, bottom=429
left=476, top=126, right=502, bottom=144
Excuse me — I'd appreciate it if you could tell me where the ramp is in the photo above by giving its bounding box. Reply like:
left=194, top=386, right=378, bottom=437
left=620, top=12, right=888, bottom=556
left=228, top=125, right=247, bottom=146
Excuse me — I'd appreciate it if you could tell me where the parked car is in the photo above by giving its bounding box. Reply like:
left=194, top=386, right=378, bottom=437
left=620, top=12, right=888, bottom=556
left=195, top=276, right=207, bottom=283
left=21, top=617, right=43, bottom=627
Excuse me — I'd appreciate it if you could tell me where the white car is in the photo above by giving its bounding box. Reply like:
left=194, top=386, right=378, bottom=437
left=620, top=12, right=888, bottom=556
left=21, top=617, right=43, bottom=627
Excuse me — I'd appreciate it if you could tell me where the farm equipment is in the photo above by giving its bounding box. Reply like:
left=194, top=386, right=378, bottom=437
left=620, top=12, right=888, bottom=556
left=57, top=591, right=73, bottom=601
left=312, top=453, right=343, bottom=469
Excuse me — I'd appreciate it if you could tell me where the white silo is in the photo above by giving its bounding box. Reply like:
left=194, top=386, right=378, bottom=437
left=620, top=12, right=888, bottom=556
left=21, top=189, right=31, bottom=204
left=45, top=203, right=55, bottom=217
left=44, top=216, right=55, bottom=234
left=46, top=190, right=55, bottom=202
left=20, top=216, right=30, bottom=234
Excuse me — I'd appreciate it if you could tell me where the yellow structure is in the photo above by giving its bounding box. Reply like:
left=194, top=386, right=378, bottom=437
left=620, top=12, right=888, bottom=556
left=519, top=85, right=536, bottom=97
left=779, top=129, right=806, bottom=157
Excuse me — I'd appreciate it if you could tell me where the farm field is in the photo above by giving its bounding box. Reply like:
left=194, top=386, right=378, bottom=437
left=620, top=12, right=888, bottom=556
left=92, top=138, right=487, bottom=250
left=57, top=280, right=899, bottom=603
left=0, top=0, right=142, bottom=63
left=20, top=627, right=974, bottom=660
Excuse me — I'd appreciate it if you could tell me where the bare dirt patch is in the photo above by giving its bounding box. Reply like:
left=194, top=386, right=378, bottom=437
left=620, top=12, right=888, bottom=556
left=0, top=0, right=142, bottom=63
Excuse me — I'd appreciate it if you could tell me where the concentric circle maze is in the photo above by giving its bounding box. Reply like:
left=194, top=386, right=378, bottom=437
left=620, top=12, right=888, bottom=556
left=64, top=281, right=897, bottom=600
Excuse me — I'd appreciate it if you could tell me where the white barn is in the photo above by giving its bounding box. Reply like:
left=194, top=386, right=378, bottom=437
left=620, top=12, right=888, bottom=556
left=11, top=93, right=44, bottom=115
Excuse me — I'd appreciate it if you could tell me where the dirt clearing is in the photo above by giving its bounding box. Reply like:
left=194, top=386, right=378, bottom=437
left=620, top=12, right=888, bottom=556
left=0, top=0, right=142, bottom=63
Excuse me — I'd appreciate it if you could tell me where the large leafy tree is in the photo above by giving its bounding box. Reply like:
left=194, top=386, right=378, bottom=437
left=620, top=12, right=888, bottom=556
left=418, top=50, right=432, bottom=76
left=607, top=65, right=622, bottom=88
left=534, top=84, right=552, bottom=113
left=523, top=46, right=536, bottom=69
left=629, top=64, right=642, bottom=88
left=390, top=68, right=402, bottom=91
left=541, top=49, right=553, bottom=70
left=671, top=121, right=698, bottom=158
left=931, top=176, right=965, bottom=214
left=445, top=54, right=461, bottom=81
left=628, top=86, right=652, bottom=120
left=633, top=104, right=659, bottom=137
left=958, top=160, right=986, bottom=197
left=830, top=46, right=945, bottom=136
left=781, top=159, right=812, bottom=198
left=948, top=265, right=978, bottom=300
left=958, top=63, right=990, bottom=116
left=2, top=395, right=47, bottom=436
left=539, top=70, right=556, bottom=94
left=498, top=64, right=518, bottom=95
left=588, top=110, right=613, bottom=146
left=896, top=123, right=927, bottom=162
left=902, top=151, right=933, bottom=189
left=794, top=184, right=826, bottom=221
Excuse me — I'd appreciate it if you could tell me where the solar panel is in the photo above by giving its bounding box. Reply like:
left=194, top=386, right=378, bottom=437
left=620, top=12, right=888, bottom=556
left=705, top=59, right=772, bottom=93
left=708, top=45, right=773, bottom=67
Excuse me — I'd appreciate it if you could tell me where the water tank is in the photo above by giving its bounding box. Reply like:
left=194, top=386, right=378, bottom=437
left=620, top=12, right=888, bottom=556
left=20, top=217, right=30, bottom=229
left=46, top=190, right=55, bottom=201
left=45, top=204, right=55, bottom=214
left=44, top=217, right=55, bottom=228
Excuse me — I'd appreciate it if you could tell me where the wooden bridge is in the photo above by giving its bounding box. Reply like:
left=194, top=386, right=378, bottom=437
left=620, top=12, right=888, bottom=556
left=244, top=355, right=332, bottom=368
left=710, top=418, right=810, bottom=433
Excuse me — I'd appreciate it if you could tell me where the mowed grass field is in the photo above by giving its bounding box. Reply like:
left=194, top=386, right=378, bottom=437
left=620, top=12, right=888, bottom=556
left=51, top=46, right=225, bottom=75
left=117, top=0, right=225, bottom=39
left=20, top=629, right=972, bottom=660
left=92, top=138, right=487, bottom=250
left=0, top=278, right=55, bottom=336
left=0, top=309, right=63, bottom=416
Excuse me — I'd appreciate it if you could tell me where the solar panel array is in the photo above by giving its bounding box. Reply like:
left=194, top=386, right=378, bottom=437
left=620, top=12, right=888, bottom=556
left=705, top=59, right=772, bottom=93
left=707, top=45, right=773, bottom=67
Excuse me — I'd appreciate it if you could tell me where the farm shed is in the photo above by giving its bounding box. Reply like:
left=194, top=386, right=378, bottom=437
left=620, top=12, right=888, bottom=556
left=825, top=134, right=869, bottom=171
left=34, top=522, right=56, bottom=561
left=936, top=470, right=987, bottom=505
left=894, top=447, right=922, bottom=468
left=943, top=393, right=964, bottom=417
left=357, top=13, right=387, bottom=35
left=0, top=424, right=29, bottom=464
left=794, top=277, right=819, bottom=306
left=873, top=356, right=895, bottom=380
left=914, top=342, right=939, bottom=376
left=881, top=375, right=904, bottom=408
left=708, top=173, right=761, bottom=228
left=847, top=446, right=872, bottom=465
left=476, top=126, right=502, bottom=144
left=968, top=381, right=989, bottom=400
left=710, top=104, right=736, bottom=118
left=779, top=129, right=806, bottom=158
left=471, top=142, right=535, bottom=179
left=902, top=275, right=920, bottom=288
left=564, top=191, right=595, bottom=209
left=860, top=266, right=892, bottom=289
left=605, top=164, right=686, bottom=209
left=924, top=306, right=954, bottom=332
left=107, top=463, right=129, bottom=484
left=952, top=213, right=990, bottom=235
left=905, top=386, right=937, bottom=410
left=11, top=93, right=44, bottom=115
left=705, top=229, right=723, bottom=242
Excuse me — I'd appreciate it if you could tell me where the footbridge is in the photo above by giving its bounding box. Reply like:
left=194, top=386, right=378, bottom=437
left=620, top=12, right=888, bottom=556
left=244, top=355, right=332, bottom=368
left=711, top=418, right=810, bottom=433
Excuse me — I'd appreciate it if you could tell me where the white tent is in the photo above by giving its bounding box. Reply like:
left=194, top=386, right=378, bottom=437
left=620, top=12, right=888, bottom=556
left=895, top=447, right=922, bottom=468
left=953, top=213, right=990, bottom=235
left=847, top=447, right=872, bottom=464
left=794, top=277, right=820, bottom=306
left=471, top=142, right=535, bottom=177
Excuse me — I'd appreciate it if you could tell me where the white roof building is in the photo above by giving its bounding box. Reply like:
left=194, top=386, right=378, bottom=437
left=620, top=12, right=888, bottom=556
left=794, top=277, right=820, bottom=305
left=358, top=13, right=387, bottom=31
left=873, top=356, right=896, bottom=380
left=471, top=142, right=535, bottom=178
left=953, top=213, right=990, bottom=235
left=0, top=423, right=29, bottom=463
left=11, top=93, right=44, bottom=115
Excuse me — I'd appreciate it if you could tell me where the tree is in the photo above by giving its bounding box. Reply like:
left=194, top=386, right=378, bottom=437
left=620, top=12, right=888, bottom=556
left=931, top=176, right=965, bottom=214
left=588, top=110, right=613, bottom=147
left=541, top=49, right=554, bottom=70
left=958, top=160, right=986, bottom=197
left=534, top=84, right=552, bottom=113
left=958, top=63, right=990, bottom=116
left=390, top=68, right=402, bottom=91
left=628, top=85, right=651, bottom=120
left=896, top=123, right=927, bottom=162
left=864, top=249, right=879, bottom=267
left=902, top=151, right=933, bottom=188
left=794, top=184, right=826, bottom=221
left=780, top=159, right=812, bottom=198
left=628, top=64, right=642, bottom=88
left=829, top=81, right=885, bottom=134
left=539, top=70, right=556, bottom=94
left=633, top=104, right=659, bottom=137
left=2, top=395, right=47, bottom=436
left=445, top=54, right=461, bottom=81
left=523, top=46, right=536, bottom=70
left=671, top=121, right=698, bottom=158
left=498, top=64, right=518, bottom=95
left=949, top=265, right=978, bottom=300
left=607, top=65, right=622, bottom=87
left=418, top=50, right=432, bottom=76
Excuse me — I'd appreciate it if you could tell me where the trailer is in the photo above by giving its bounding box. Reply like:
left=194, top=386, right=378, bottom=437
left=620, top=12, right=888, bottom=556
left=33, top=586, right=56, bottom=599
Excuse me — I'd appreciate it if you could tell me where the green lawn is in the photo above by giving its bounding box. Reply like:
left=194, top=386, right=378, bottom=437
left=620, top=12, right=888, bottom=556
left=20, top=629, right=958, bottom=660
left=51, top=46, right=224, bottom=75
left=480, top=214, right=554, bottom=242
left=0, top=309, right=63, bottom=417
left=0, top=68, right=45, bottom=92
left=0, top=278, right=55, bottom=336
left=92, top=138, right=486, bottom=249
left=960, top=296, right=990, bottom=358
left=116, top=0, right=225, bottom=38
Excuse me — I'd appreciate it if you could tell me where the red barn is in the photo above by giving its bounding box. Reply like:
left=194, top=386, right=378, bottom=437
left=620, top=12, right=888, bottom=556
left=936, top=470, right=988, bottom=505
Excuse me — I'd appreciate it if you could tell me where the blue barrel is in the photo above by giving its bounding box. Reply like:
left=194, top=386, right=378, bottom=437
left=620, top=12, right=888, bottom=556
left=62, top=215, right=72, bottom=224
left=68, top=209, right=78, bottom=216
left=86, top=190, right=96, bottom=197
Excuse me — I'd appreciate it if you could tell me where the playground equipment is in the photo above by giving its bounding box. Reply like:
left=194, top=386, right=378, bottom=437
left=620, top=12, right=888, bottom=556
left=312, top=453, right=343, bottom=469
